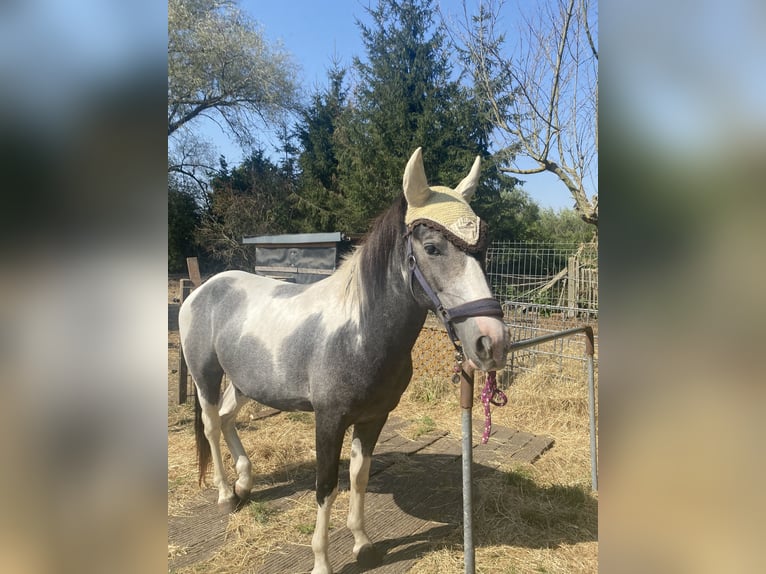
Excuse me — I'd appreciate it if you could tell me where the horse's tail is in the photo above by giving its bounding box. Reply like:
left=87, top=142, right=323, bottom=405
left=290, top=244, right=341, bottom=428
left=195, top=391, right=211, bottom=486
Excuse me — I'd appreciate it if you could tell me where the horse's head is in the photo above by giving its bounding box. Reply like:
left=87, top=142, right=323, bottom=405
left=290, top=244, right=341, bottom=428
left=403, top=147, right=509, bottom=371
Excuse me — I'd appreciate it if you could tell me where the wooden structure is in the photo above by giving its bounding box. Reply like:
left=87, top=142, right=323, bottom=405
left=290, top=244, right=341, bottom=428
left=168, top=413, right=554, bottom=573
left=242, top=232, right=353, bottom=284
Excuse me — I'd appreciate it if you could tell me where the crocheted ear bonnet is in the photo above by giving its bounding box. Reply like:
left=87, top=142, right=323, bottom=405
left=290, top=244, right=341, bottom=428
left=403, top=147, right=487, bottom=252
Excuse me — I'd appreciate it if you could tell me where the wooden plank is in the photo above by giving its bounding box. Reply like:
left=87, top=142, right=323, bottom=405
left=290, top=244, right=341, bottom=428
left=374, top=430, right=447, bottom=457
left=510, top=433, right=555, bottom=464
left=256, top=461, right=456, bottom=574
left=177, top=279, right=193, bottom=404
left=374, top=433, right=413, bottom=454
left=186, top=257, right=202, bottom=286
left=248, top=407, right=282, bottom=422
left=168, top=494, right=229, bottom=570
left=177, top=345, right=188, bottom=405
left=170, top=418, right=555, bottom=572
left=416, top=436, right=463, bottom=459
left=168, top=303, right=179, bottom=331
left=254, top=265, right=334, bottom=276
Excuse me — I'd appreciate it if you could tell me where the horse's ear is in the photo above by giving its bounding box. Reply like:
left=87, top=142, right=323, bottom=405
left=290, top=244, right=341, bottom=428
left=455, top=155, right=482, bottom=202
left=403, top=147, right=431, bottom=207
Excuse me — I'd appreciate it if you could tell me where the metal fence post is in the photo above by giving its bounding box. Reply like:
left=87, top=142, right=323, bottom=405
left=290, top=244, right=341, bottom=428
left=584, top=326, right=598, bottom=491
left=460, top=365, right=476, bottom=574
left=506, top=326, right=598, bottom=492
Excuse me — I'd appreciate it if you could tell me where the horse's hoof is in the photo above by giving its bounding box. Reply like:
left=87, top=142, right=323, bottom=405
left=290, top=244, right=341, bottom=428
left=216, top=496, right=238, bottom=514
left=355, top=544, right=383, bottom=568
left=234, top=483, right=251, bottom=503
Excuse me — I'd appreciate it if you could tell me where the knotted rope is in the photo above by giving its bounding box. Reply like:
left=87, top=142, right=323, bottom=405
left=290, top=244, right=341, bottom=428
left=479, top=370, right=507, bottom=444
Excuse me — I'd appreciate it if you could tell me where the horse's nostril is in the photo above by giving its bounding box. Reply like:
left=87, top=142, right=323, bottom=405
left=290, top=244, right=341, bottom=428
left=477, top=335, right=493, bottom=359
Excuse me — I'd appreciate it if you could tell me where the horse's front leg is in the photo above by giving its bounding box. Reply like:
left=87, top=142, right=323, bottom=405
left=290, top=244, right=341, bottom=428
left=311, top=413, right=346, bottom=574
left=347, top=416, right=387, bottom=566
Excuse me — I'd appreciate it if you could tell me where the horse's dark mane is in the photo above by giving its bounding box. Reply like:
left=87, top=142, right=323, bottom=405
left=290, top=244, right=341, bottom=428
left=358, top=194, right=408, bottom=301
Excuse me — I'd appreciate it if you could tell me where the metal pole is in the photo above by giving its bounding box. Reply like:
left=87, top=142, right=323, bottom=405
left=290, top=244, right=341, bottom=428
left=507, top=325, right=598, bottom=492
left=454, top=324, right=598, bottom=572
left=460, top=365, right=475, bottom=574
left=506, top=326, right=590, bottom=353
left=587, top=353, right=597, bottom=491
left=584, top=327, right=598, bottom=491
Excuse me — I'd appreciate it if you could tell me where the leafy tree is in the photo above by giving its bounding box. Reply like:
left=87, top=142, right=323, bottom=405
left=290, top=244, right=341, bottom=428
left=168, top=0, right=300, bottom=191
left=531, top=207, right=596, bottom=244
left=168, top=0, right=298, bottom=141
left=168, top=175, right=202, bottom=272
left=196, top=151, right=298, bottom=270
left=450, top=0, right=598, bottom=227
left=473, top=168, right=541, bottom=242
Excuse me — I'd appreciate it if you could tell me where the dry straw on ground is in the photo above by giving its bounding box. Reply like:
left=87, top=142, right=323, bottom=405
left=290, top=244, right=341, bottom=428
left=167, top=279, right=597, bottom=573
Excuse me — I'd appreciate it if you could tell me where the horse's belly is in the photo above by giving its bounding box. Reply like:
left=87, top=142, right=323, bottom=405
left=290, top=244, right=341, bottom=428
left=216, top=334, right=313, bottom=412
left=243, top=392, right=314, bottom=412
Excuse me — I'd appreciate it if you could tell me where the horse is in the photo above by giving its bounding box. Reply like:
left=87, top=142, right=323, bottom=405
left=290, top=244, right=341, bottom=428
left=178, top=147, right=510, bottom=574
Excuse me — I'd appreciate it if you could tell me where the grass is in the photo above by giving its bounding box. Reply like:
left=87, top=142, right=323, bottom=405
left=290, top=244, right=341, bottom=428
left=412, top=415, right=436, bottom=437
left=285, top=411, right=314, bottom=424
left=167, top=279, right=598, bottom=573
left=249, top=501, right=273, bottom=525
left=407, top=376, right=453, bottom=403
left=295, top=523, right=314, bottom=535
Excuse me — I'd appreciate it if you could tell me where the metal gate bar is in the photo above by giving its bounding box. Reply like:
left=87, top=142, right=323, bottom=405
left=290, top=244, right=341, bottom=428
left=460, top=325, right=597, bottom=574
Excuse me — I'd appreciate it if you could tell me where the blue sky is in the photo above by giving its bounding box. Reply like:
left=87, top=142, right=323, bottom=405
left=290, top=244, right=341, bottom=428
left=197, top=0, right=582, bottom=211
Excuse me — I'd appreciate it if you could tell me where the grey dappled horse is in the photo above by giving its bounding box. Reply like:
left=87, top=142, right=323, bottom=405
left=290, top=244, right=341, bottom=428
left=179, top=148, right=510, bottom=574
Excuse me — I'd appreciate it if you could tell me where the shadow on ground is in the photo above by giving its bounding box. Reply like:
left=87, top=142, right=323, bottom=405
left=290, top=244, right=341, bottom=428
left=248, top=450, right=597, bottom=550
left=170, top=442, right=596, bottom=572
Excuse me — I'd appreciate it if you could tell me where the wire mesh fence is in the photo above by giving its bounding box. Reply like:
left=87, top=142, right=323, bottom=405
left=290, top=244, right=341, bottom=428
left=486, top=241, right=598, bottom=312
left=486, top=241, right=599, bottom=378
left=175, top=242, right=599, bottom=402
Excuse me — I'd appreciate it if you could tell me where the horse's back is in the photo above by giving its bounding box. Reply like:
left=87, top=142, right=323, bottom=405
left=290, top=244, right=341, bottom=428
left=178, top=270, right=315, bottom=409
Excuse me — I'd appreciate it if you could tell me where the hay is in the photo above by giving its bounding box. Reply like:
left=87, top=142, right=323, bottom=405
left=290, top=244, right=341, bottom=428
left=167, top=278, right=598, bottom=573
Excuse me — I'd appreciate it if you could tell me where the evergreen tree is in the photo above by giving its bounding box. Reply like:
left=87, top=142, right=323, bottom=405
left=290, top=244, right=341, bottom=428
left=336, top=0, right=501, bottom=232
left=168, top=175, right=201, bottom=272
left=294, top=64, right=349, bottom=232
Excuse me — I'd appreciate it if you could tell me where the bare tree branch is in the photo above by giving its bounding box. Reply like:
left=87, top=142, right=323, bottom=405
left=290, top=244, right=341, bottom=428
left=449, top=0, right=598, bottom=227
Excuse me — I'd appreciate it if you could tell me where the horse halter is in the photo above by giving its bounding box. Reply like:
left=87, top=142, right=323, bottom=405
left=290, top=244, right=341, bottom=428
left=405, top=232, right=504, bottom=354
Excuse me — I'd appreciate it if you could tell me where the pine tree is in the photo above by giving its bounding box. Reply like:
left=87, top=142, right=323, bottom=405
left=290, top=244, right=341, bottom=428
left=294, top=64, right=349, bottom=232
left=336, top=0, right=495, bottom=232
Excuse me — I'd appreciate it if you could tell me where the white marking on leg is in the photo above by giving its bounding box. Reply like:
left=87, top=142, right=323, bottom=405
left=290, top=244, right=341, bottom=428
left=347, top=438, right=373, bottom=557
left=311, top=487, right=338, bottom=574
left=199, top=395, right=234, bottom=504
left=219, top=384, right=252, bottom=498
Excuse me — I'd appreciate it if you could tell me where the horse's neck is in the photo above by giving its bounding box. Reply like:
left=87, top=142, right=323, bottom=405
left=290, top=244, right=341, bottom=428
left=323, top=242, right=427, bottom=347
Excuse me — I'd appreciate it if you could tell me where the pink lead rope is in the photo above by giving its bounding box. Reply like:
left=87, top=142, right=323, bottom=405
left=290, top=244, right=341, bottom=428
left=480, top=371, right=507, bottom=444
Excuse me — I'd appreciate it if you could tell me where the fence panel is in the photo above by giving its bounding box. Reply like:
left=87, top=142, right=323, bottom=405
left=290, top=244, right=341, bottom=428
left=177, top=242, right=599, bottom=402
left=485, top=242, right=598, bottom=377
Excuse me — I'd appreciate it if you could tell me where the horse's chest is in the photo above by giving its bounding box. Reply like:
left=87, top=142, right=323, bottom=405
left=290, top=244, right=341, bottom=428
left=318, top=352, right=412, bottom=414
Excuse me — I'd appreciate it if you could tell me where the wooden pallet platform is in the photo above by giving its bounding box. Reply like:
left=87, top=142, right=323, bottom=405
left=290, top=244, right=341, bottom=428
left=168, top=415, right=553, bottom=573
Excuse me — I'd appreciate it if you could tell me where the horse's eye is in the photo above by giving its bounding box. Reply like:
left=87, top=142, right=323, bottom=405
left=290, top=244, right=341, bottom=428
left=424, top=243, right=440, bottom=256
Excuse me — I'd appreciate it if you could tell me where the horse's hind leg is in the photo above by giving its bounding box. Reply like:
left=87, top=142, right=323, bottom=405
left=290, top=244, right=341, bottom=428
left=219, top=383, right=252, bottom=501
left=197, top=390, right=237, bottom=506
left=347, top=416, right=388, bottom=567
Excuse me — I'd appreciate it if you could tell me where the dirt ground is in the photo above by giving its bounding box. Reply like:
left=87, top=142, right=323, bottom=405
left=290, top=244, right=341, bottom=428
left=167, top=276, right=598, bottom=573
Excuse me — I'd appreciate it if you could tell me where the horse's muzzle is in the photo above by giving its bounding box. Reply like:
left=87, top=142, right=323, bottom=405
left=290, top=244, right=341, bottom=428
left=463, top=316, right=509, bottom=372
